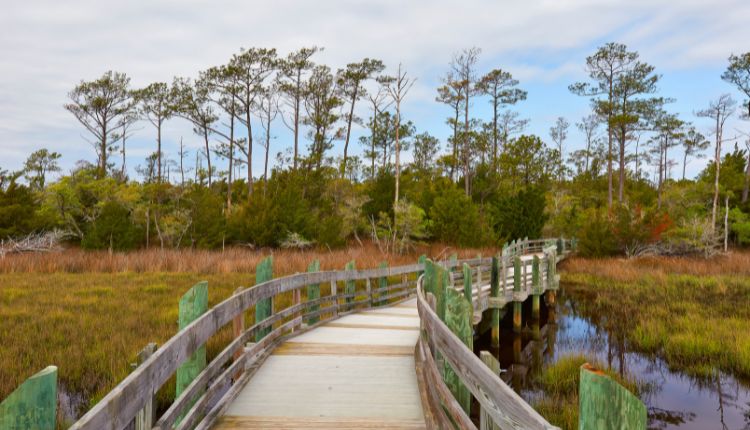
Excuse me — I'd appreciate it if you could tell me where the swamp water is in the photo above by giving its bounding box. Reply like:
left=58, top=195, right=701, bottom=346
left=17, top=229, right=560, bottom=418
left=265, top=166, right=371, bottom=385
left=475, top=285, right=750, bottom=429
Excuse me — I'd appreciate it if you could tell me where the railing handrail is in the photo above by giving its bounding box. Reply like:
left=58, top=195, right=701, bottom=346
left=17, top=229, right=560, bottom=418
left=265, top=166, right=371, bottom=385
left=69, top=237, right=574, bottom=430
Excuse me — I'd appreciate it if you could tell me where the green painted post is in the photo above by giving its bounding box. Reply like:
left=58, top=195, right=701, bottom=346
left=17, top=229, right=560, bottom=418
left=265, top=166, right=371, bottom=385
left=345, top=260, right=356, bottom=310
left=513, top=256, right=522, bottom=333
left=490, top=256, right=500, bottom=347
left=306, top=260, right=321, bottom=325
left=579, top=364, right=647, bottom=430
left=378, top=261, right=388, bottom=306
left=0, top=366, right=57, bottom=430
left=462, top=263, right=473, bottom=304
left=176, top=281, right=208, bottom=403
left=557, top=237, right=563, bottom=254
left=531, top=255, right=541, bottom=320
left=255, top=257, right=273, bottom=342
left=425, top=259, right=449, bottom=321
left=418, top=254, right=426, bottom=276
left=444, top=287, right=473, bottom=414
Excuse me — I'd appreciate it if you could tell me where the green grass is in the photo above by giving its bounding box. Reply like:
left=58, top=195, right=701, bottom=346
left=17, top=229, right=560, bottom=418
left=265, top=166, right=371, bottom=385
left=0, top=272, right=253, bottom=422
left=533, top=354, right=641, bottom=430
left=562, top=256, right=750, bottom=381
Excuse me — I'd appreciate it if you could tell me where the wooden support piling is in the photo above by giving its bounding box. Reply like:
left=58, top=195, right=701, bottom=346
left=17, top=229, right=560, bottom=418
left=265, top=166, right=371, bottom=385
left=579, top=363, right=646, bottom=430
left=254, top=257, right=273, bottom=342
left=0, top=366, right=57, bottom=430
left=306, top=260, right=321, bottom=324
left=490, top=256, right=500, bottom=347
left=513, top=256, right=522, bottom=333
left=330, top=279, right=338, bottom=318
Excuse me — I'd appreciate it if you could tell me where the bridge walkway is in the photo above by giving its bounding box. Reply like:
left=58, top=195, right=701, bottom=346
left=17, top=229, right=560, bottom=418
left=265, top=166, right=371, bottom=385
left=213, top=298, right=427, bottom=429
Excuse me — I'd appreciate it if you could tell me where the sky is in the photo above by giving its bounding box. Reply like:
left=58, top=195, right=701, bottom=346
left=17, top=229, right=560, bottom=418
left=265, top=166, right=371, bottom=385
left=2, top=0, right=750, bottom=182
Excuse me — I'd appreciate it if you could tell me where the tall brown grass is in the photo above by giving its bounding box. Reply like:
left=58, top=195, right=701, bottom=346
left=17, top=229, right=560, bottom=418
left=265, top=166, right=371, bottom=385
left=561, top=250, right=750, bottom=282
left=0, top=241, right=494, bottom=274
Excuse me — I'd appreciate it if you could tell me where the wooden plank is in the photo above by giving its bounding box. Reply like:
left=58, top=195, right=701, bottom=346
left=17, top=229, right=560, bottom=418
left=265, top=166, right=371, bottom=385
left=579, top=364, right=646, bottom=430
left=213, top=415, right=427, bottom=429
left=176, top=281, right=208, bottom=418
left=224, top=355, right=424, bottom=420
left=0, top=366, right=57, bottom=430
left=272, top=342, right=415, bottom=356
left=306, top=260, right=321, bottom=325
left=285, top=326, right=420, bottom=347
left=462, top=263, right=473, bottom=304
left=255, top=257, right=274, bottom=342
left=326, top=322, right=419, bottom=331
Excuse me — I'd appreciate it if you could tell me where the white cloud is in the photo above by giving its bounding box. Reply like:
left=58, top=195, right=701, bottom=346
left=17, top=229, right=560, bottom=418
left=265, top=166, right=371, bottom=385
left=1, top=0, right=749, bottom=178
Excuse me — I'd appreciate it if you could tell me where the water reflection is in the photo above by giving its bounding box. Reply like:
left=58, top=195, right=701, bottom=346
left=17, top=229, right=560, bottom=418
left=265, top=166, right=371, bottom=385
left=476, top=288, right=750, bottom=430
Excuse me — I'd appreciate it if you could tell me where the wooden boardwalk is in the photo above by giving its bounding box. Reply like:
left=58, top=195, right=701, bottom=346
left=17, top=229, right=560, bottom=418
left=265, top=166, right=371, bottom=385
left=214, top=298, right=426, bottom=429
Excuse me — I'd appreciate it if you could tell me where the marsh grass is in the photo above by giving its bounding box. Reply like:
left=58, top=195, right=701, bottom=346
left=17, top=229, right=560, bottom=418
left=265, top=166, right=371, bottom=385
left=561, top=251, right=750, bottom=381
left=533, top=354, right=641, bottom=430
left=0, top=243, right=490, bottom=424
left=0, top=241, right=493, bottom=274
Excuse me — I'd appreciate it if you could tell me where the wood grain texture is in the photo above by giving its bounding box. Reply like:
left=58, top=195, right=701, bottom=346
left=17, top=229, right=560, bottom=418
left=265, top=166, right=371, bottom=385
left=213, top=415, right=427, bottom=429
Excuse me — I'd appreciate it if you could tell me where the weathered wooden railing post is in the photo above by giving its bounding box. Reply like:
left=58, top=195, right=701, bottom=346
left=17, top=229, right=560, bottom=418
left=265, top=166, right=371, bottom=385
left=557, top=237, right=563, bottom=255
left=255, top=257, right=273, bottom=342
left=579, top=363, right=646, bottom=430
left=0, top=366, right=57, bottom=430
left=479, top=352, right=500, bottom=430
left=462, top=263, right=472, bottom=304
left=490, top=256, right=500, bottom=347
left=134, top=343, right=157, bottom=430
left=176, top=281, right=208, bottom=419
left=531, top=255, right=541, bottom=320
left=513, top=256, right=522, bottom=333
left=378, top=261, right=388, bottom=306
left=344, top=260, right=356, bottom=311
left=232, top=287, right=245, bottom=364
left=306, top=260, right=321, bottom=325
left=330, top=279, right=338, bottom=318
left=444, top=282, right=473, bottom=414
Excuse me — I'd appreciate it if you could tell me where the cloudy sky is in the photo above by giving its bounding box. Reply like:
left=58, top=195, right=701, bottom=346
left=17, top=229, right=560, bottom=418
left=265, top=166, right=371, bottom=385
left=2, top=0, right=749, bottom=181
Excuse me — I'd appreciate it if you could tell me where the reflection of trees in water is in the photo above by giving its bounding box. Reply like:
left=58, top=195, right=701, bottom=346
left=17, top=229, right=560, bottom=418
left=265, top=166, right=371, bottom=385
left=647, top=407, right=696, bottom=429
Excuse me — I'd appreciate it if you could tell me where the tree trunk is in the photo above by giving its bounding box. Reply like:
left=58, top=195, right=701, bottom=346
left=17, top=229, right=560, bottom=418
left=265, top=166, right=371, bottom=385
left=293, top=70, right=301, bottom=170
left=203, top=127, right=212, bottom=187
left=464, top=90, right=470, bottom=195
left=395, top=103, right=401, bottom=204
left=712, top=115, right=721, bottom=232
left=246, top=106, right=253, bottom=197
left=492, top=97, right=498, bottom=171
left=157, top=120, right=162, bottom=182
left=682, top=150, right=688, bottom=181
left=227, top=114, right=234, bottom=211
left=342, top=87, right=358, bottom=177
left=742, top=149, right=750, bottom=203
left=618, top=125, right=625, bottom=202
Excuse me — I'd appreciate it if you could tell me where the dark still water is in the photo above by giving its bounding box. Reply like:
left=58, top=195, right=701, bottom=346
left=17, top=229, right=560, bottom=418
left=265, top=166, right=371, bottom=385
left=475, top=287, right=750, bottom=430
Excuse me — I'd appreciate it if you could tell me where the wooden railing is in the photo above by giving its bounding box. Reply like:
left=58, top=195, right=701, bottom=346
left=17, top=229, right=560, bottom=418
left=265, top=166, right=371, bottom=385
left=67, top=262, right=428, bottom=430
left=415, top=238, right=573, bottom=430
left=1, top=237, right=577, bottom=430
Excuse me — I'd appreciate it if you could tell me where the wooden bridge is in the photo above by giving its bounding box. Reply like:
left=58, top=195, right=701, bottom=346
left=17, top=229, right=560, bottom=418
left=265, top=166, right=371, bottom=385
left=0, top=238, right=648, bottom=429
